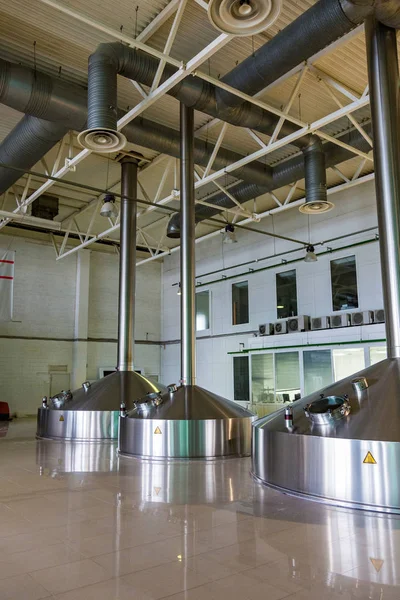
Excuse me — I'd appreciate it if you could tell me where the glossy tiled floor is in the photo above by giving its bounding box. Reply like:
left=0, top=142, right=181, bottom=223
left=0, top=419, right=399, bottom=599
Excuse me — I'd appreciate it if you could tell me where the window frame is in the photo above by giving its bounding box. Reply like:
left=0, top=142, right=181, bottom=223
left=231, top=280, right=249, bottom=326
left=195, top=289, right=211, bottom=333
left=275, top=268, right=298, bottom=320
left=330, top=254, right=359, bottom=313
left=233, top=355, right=250, bottom=403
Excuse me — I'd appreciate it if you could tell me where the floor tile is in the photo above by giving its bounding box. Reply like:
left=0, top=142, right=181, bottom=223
left=121, top=560, right=213, bottom=598
left=0, top=573, right=51, bottom=600
left=30, top=559, right=110, bottom=595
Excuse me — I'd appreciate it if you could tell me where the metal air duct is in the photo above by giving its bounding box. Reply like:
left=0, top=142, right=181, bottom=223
left=118, top=104, right=255, bottom=459
left=299, top=135, right=333, bottom=214
left=36, top=157, right=166, bottom=441
left=251, top=17, right=400, bottom=514
left=166, top=125, right=372, bottom=236
left=0, top=58, right=271, bottom=194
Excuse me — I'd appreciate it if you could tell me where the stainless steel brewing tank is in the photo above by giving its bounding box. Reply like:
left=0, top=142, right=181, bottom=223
left=252, top=358, right=400, bottom=514
left=119, top=384, right=256, bottom=459
left=37, top=371, right=165, bottom=441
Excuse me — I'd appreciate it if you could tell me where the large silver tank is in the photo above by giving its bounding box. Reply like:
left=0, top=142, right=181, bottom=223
left=37, top=371, right=165, bottom=441
left=119, top=384, right=255, bottom=459
left=252, top=358, right=400, bottom=513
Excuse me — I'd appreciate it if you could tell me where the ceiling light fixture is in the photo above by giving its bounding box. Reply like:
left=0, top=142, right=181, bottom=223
left=304, top=245, right=318, bottom=263
left=223, top=224, right=237, bottom=244
left=100, top=193, right=118, bottom=218
left=299, top=200, right=334, bottom=214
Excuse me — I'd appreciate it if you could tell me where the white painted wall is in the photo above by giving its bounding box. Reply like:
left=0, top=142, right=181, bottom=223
left=160, top=179, right=386, bottom=398
left=0, top=237, right=162, bottom=416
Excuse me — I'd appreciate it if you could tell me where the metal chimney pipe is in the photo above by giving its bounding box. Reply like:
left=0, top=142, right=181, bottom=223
left=117, top=157, right=138, bottom=371
left=366, top=17, right=400, bottom=359
left=180, top=104, right=196, bottom=386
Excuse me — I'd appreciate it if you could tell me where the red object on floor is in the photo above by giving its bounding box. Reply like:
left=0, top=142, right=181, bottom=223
left=0, top=402, right=10, bottom=420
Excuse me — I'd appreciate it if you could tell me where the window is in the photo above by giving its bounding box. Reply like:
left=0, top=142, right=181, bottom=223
left=304, top=350, right=333, bottom=396
left=251, top=354, right=274, bottom=404
left=370, top=346, right=387, bottom=365
left=276, top=270, right=297, bottom=319
left=331, top=255, right=358, bottom=311
left=232, top=281, right=249, bottom=325
left=275, top=352, right=300, bottom=402
left=233, top=356, right=249, bottom=402
left=333, top=348, right=365, bottom=381
left=196, top=290, right=210, bottom=331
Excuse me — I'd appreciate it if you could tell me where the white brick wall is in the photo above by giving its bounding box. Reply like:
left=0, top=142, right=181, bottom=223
left=0, top=237, right=162, bottom=415
left=160, top=179, right=385, bottom=399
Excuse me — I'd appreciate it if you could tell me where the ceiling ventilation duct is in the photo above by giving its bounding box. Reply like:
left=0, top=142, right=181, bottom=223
left=299, top=135, right=334, bottom=214
left=119, top=104, right=255, bottom=459
left=252, top=17, right=400, bottom=514
left=166, top=125, right=372, bottom=237
left=37, top=157, right=166, bottom=441
left=208, top=0, right=281, bottom=36
left=0, top=58, right=272, bottom=195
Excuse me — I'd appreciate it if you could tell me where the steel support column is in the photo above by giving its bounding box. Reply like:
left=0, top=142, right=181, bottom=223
left=180, top=103, right=196, bottom=386
left=118, top=157, right=138, bottom=371
left=366, top=18, right=400, bottom=358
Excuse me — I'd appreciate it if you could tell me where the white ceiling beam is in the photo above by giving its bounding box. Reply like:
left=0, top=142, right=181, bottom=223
left=136, top=172, right=375, bottom=266
left=137, top=0, right=181, bottom=43
left=0, top=30, right=232, bottom=231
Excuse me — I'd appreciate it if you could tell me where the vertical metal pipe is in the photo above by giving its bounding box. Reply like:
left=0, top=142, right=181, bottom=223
left=180, top=103, right=196, bottom=385
left=366, top=18, right=400, bottom=359
left=117, top=157, right=138, bottom=371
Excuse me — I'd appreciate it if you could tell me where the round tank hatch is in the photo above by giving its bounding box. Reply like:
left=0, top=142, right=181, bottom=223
left=304, top=395, right=351, bottom=425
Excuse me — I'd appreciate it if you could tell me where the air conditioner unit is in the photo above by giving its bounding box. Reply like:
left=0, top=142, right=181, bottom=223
left=287, top=316, right=310, bottom=333
left=330, top=314, right=350, bottom=328
left=351, top=311, right=374, bottom=326
left=374, top=309, right=385, bottom=323
left=258, top=323, right=273, bottom=336
left=311, top=316, right=330, bottom=330
left=274, top=320, right=288, bottom=335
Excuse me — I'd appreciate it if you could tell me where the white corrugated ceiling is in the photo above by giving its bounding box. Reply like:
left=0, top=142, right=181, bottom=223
left=0, top=0, right=377, bottom=253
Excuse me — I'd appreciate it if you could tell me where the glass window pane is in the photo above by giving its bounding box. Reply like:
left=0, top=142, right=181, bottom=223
left=275, top=352, right=300, bottom=402
left=251, top=354, right=274, bottom=404
left=276, top=270, right=297, bottom=319
left=304, top=350, right=333, bottom=396
left=331, top=255, right=358, bottom=311
left=232, top=281, right=249, bottom=325
left=196, top=291, right=210, bottom=331
left=233, top=356, right=249, bottom=402
left=333, top=348, right=365, bottom=381
left=370, top=346, right=387, bottom=365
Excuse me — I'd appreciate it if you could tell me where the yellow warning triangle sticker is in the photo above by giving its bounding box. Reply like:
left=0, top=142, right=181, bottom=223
left=370, top=558, right=384, bottom=573
left=363, top=451, right=377, bottom=464
left=59, top=415, right=64, bottom=422
left=154, top=487, right=161, bottom=496
left=154, top=426, right=162, bottom=434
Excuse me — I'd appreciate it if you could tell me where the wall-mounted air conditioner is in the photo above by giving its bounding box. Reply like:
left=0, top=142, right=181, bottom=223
left=274, top=320, right=288, bottom=335
left=330, top=314, right=350, bottom=328
left=350, top=311, right=374, bottom=326
left=311, top=316, right=330, bottom=330
left=287, top=316, right=310, bottom=333
left=258, top=323, right=273, bottom=336
left=374, top=309, right=385, bottom=323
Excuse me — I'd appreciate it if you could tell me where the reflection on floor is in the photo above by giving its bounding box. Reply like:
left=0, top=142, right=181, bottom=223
left=0, top=418, right=399, bottom=599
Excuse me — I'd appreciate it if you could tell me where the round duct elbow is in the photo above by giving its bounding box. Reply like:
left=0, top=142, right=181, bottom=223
left=167, top=213, right=181, bottom=239
left=299, top=136, right=334, bottom=215
left=375, top=0, right=400, bottom=28
left=77, top=128, right=126, bottom=153
left=339, top=0, right=375, bottom=24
